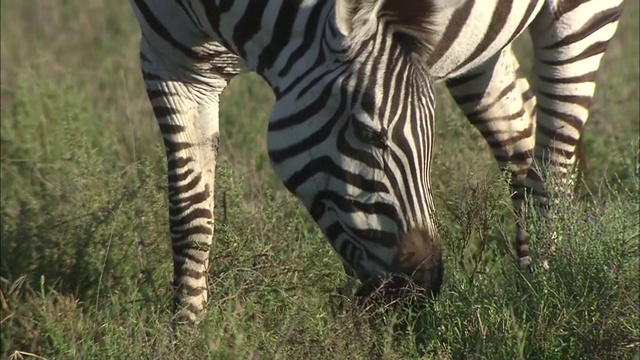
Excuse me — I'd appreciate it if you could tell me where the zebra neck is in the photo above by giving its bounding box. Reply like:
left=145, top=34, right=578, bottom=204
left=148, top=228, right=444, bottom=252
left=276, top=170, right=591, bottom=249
left=201, top=0, right=336, bottom=91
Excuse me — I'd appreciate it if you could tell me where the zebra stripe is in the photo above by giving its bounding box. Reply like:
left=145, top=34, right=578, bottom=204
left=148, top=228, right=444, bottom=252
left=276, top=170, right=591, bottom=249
left=129, top=0, right=624, bottom=323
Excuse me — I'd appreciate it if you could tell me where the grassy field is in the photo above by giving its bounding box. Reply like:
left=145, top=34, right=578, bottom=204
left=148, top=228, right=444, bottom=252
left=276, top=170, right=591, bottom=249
left=1, top=1, right=638, bottom=359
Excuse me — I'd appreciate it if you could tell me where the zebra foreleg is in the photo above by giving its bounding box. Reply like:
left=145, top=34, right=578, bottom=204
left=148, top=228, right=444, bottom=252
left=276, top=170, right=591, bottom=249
left=446, top=45, right=537, bottom=268
left=527, top=1, right=624, bottom=223
left=140, top=50, right=233, bottom=325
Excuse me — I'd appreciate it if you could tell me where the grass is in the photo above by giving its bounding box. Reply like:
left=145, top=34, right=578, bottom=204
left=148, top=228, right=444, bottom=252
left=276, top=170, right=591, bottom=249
left=1, top=1, right=638, bottom=359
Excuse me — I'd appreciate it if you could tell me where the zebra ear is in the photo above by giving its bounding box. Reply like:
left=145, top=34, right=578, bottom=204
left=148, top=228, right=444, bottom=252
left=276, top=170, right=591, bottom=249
left=335, top=0, right=466, bottom=44
left=379, top=0, right=466, bottom=33
left=428, top=0, right=466, bottom=9
left=334, top=0, right=360, bottom=35
left=379, top=0, right=465, bottom=56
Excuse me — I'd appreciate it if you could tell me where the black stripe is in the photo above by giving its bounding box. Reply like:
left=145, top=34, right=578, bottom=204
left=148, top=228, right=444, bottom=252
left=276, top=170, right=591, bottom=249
left=158, top=122, right=186, bottom=134
left=146, top=89, right=180, bottom=100
left=337, top=120, right=384, bottom=170
left=152, top=106, right=179, bottom=119
left=168, top=168, right=195, bottom=183
left=163, top=138, right=193, bottom=153
left=537, top=106, right=583, bottom=131
left=445, top=71, right=484, bottom=88
left=502, top=0, right=539, bottom=51
left=536, top=123, right=579, bottom=146
left=171, top=224, right=214, bottom=242
left=233, top=2, right=269, bottom=59
left=279, top=3, right=327, bottom=77
left=284, top=156, right=389, bottom=195
left=132, top=0, right=207, bottom=61
left=170, top=208, right=214, bottom=231
left=465, top=80, right=518, bottom=118
left=311, top=191, right=401, bottom=231
left=176, top=0, right=203, bottom=29
left=345, top=225, right=397, bottom=248
left=543, top=6, right=624, bottom=49
left=448, top=0, right=513, bottom=76
left=142, top=71, right=163, bottom=81
left=427, top=0, right=475, bottom=66
left=167, top=156, right=194, bottom=170
left=538, top=71, right=597, bottom=84
left=257, top=0, right=302, bottom=74
left=169, top=173, right=203, bottom=196
left=169, top=189, right=212, bottom=216
left=202, top=0, right=235, bottom=51
left=270, top=78, right=338, bottom=131
left=388, top=129, right=420, bottom=223
left=541, top=41, right=609, bottom=66
left=268, top=105, right=338, bottom=163
left=295, top=62, right=343, bottom=100
left=537, top=90, right=592, bottom=109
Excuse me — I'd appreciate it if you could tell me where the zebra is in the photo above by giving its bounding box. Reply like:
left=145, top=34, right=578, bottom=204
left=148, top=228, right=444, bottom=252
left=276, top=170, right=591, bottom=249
left=130, top=0, right=624, bottom=323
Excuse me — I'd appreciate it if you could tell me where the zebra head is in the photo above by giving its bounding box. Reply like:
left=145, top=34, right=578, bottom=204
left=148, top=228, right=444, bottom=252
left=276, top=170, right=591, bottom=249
left=267, top=0, right=456, bottom=300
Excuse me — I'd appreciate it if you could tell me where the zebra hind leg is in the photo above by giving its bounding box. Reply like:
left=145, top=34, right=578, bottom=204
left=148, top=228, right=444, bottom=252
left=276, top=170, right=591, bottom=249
left=524, top=1, right=624, bottom=266
left=446, top=45, right=537, bottom=269
left=140, top=49, right=233, bottom=325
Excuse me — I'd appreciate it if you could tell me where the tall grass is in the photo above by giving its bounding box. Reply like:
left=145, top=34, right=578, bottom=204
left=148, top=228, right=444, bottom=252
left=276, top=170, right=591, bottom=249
left=1, top=1, right=638, bottom=359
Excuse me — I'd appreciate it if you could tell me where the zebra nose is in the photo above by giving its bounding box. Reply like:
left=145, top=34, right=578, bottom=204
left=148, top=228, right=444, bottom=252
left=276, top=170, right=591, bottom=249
left=355, top=228, right=444, bottom=304
left=393, top=228, right=444, bottom=297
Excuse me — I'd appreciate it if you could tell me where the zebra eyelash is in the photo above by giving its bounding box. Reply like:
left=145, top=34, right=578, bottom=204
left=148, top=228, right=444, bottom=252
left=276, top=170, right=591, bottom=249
left=351, top=117, right=388, bottom=149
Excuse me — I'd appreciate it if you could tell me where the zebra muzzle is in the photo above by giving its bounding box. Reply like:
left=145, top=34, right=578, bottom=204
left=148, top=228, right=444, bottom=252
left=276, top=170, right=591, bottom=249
left=354, top=228, right=444, bottom=307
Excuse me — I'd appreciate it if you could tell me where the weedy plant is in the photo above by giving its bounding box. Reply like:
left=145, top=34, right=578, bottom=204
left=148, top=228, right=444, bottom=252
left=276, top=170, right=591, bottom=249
left=1, top=1, right=638, bottom=359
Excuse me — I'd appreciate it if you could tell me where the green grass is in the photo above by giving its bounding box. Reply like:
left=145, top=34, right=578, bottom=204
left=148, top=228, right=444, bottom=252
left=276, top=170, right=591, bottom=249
left=1, top=1, right=638, bottom=359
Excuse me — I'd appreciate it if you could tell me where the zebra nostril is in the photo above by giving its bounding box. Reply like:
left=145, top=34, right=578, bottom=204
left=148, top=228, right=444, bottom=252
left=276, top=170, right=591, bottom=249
left=354, top=228, right=444, bottom=306
left=393, top=228, right=444, bottom=297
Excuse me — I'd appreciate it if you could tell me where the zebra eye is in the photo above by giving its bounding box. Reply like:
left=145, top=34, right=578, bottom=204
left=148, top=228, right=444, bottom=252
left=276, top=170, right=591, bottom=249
left=351, top=118, right=388, bottom=148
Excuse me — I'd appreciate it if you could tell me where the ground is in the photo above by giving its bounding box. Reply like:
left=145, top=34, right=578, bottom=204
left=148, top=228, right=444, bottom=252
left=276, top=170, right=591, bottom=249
left=1, top=1, right=638, bottom=359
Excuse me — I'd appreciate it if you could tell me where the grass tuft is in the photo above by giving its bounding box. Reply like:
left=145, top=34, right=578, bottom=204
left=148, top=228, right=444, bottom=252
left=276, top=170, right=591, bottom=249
left=1, top=1, right=638, bottom=359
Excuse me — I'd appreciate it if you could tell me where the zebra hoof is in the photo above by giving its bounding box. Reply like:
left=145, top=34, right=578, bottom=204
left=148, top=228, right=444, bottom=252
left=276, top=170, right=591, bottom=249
left=518, top=255, right=533, bottom=269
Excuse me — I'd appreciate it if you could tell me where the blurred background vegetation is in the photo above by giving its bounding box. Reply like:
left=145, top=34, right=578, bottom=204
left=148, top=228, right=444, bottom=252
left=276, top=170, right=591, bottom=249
left=0, top=1, right=638, bottom=359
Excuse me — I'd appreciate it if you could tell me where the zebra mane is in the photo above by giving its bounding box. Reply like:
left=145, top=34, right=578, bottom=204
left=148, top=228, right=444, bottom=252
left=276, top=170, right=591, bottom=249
left=336, top=0, right=464, bottom=63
